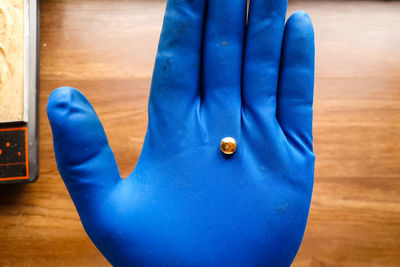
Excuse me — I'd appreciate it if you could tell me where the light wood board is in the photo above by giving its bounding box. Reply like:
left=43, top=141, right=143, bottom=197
left=0, top=0, right=25, bottom=123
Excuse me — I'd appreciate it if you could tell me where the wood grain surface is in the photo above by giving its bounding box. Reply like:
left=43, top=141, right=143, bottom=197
left=1, top=0, right=399, bottom=266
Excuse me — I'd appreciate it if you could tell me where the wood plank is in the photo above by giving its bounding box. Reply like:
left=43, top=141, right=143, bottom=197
left=0, top=0, right=25, bottom=122
left=294, top=177, right=400, bottom=267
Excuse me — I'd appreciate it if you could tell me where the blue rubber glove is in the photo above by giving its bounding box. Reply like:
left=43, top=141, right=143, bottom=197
left=47, top=0, right=315, bottom=265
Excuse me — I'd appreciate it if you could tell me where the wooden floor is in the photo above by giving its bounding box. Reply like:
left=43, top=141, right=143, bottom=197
left=0, top=0, right=399, bottom=266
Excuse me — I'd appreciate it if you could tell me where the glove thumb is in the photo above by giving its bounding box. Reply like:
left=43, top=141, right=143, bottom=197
left=47, top=87, right=120, bottom=214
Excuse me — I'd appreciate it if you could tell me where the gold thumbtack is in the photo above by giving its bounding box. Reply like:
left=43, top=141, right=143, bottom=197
left=220, top=137, right=237, bottom=155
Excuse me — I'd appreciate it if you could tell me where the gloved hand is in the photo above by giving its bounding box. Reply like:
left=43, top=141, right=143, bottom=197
left=47, top=0, right=315, bottom=265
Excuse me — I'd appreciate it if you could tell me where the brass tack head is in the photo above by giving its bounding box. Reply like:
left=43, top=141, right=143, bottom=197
left=220, top=137, right=237, bottom=155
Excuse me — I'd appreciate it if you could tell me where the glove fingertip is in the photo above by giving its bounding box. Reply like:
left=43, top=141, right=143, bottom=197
left=287, top=10, right=312, bottom=25
left=286, top=11, right=314, bottom=42
left=47, top=87, right=83, bottom=123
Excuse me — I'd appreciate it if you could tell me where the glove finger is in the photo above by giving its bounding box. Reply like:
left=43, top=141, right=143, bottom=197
left=277, top=12, right=315, bottom=151
left=201, top=0, right=247, bottom=135
left=243, top=0, right=287, bottom=117
left=47, top=87, right=121, bottom=213
left=149, top=0, right=206, bottom=122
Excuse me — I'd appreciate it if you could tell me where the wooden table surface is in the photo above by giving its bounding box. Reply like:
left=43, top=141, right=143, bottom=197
left=1, top=0, right=399, bottom=266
